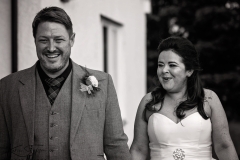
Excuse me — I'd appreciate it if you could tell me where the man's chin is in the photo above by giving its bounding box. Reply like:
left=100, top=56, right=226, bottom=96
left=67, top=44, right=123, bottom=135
left=46, top=66, right=64, bottom=73
left=40, top=59, right=69, bottom=75
left=42, top=64, right=65, bottom=73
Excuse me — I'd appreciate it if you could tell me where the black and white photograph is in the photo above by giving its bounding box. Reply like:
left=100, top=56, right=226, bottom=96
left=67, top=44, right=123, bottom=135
left=0, top=0, right=239, bottom=160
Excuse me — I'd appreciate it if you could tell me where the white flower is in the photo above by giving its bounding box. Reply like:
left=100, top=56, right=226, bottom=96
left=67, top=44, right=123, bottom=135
left=86, top=76, right=98, bottom=87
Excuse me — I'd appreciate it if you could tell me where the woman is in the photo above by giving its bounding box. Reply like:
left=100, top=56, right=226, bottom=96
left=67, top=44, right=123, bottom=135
left=130, top=36, right=239, bottom=160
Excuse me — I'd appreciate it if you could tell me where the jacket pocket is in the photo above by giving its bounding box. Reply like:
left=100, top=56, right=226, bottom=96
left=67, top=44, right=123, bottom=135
left=85, top=95, right=103, bottom=111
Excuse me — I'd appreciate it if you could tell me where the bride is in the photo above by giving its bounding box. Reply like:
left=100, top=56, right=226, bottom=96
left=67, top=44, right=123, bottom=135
left=130, top=36, right=239, bottom=160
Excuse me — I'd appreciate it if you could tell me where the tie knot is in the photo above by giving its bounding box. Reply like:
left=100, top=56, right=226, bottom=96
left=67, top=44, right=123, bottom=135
left=45, top=77, right=65, bottom=87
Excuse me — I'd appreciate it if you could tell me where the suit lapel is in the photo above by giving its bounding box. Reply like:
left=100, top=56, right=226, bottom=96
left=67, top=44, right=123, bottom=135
left=18, top=64, right=36, bottom=147
left=68, top=60, right=107, bottom=145
left=70, top=61, right=87, bottom=145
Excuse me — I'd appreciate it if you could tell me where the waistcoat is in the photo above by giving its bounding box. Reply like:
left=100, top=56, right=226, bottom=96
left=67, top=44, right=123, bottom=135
left=34, top=71, right=72, bottom=160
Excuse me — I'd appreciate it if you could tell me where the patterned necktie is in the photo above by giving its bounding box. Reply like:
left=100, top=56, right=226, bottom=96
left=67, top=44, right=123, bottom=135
left=45, top=77, right=65, bottom=105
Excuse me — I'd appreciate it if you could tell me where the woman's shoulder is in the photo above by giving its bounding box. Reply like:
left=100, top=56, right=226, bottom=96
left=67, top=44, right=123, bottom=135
left=140, top=92, right=153, bottom=105
left=137, top=92, right=152, bottom=110
left=141, top=92, right=157, bottom=121
left=203, top=88, right=219, bottom=100
left=203, top=88, right=221, bottom=117
left=135, top=93, right=153, bottom=122
left=144, top=92, right=152, bottom=100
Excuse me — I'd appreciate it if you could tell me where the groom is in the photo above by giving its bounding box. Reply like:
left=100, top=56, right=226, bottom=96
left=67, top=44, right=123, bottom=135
left=0, top=6, right=131, bottom=160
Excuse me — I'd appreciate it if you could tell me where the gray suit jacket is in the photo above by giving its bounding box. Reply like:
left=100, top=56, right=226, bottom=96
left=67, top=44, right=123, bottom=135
left=0, top=61, right=131, bottom=160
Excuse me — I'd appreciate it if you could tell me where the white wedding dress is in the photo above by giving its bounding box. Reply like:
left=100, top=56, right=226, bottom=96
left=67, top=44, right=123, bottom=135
left=148, top=112, right=215, bottom=160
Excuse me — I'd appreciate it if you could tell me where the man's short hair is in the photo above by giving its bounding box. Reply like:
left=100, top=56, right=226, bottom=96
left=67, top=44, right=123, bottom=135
left=32, top=6, right=73, bottom=39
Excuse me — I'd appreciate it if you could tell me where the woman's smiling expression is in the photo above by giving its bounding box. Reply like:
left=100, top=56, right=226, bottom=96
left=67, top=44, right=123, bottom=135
left=157, top=50, right=193, bottom=93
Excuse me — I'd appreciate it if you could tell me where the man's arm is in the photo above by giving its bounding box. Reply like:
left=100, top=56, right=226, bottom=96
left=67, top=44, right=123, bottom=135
left=0, top=80, right=11, bottom=160
left=103, top=74, right=131, bottom=160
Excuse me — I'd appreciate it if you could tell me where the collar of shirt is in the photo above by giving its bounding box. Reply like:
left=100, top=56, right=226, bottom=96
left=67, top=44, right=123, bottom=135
left=37, top=59, right=72, bottom=92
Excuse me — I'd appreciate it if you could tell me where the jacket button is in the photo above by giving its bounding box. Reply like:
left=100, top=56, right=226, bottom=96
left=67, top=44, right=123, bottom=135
left=50, top=136, right=58, bottom=140
left=50, top=149, right=58, bottom=152
left=51, top=111, right=59, bottom=115
left=50, top=123, right=57, bottom=127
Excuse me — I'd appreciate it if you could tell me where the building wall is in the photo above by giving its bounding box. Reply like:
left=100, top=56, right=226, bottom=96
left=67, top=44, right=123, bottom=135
left=0, top=0, right=11, bottom=79
left=17, top=0, right=148, bottom=146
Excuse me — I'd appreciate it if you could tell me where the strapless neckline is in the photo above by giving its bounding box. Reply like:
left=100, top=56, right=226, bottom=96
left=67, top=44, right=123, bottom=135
left=148, top=111, right=213, bottom=160
left=149, top=112, right=200, bottom=124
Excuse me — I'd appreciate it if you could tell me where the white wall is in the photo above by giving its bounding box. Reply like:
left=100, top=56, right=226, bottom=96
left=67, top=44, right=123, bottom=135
left=18, top=1, right=42, bottom=69
left=17, top=0, right=147, bottom=146
left=0, top=0, right=11, bottom=79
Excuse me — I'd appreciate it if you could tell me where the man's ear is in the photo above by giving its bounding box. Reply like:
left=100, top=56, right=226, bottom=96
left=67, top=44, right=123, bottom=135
left=187, top=70, right=194, bottom=77
left=70, top=33, right=75, bottom=47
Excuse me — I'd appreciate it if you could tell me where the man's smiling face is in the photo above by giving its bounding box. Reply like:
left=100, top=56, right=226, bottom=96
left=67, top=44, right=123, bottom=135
left=35, top=21, right=74, bottom=77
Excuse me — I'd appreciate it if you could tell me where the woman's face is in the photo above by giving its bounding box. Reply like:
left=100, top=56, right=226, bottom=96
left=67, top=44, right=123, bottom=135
left=157, top=50, right=193, bottom=93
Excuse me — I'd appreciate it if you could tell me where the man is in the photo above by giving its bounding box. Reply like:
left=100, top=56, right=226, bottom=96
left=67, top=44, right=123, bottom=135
left=0, top=7, right=131, bottom=160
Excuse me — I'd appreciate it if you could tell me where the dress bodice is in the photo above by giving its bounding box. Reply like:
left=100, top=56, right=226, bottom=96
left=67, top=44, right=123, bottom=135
left=148, top=112, right=214, bottom=160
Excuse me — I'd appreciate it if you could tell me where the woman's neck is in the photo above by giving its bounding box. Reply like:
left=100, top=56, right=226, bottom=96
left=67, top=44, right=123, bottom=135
left=165, top=90, right=188, bottom=104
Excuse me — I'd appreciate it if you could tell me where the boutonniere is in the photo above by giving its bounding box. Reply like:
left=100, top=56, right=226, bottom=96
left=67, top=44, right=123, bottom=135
left=80, top=66, right=100, bottom=95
